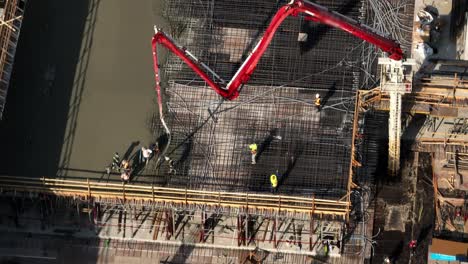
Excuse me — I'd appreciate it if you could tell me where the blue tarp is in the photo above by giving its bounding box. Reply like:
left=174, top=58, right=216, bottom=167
left=429, top=253, right=456, bottom=261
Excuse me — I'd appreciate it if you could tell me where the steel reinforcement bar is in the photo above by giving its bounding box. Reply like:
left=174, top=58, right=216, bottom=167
left=0, top=176, right=349, bottom=217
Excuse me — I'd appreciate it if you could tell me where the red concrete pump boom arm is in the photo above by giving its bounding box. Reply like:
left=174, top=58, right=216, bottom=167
left=152, top=0, right=403, bottom=100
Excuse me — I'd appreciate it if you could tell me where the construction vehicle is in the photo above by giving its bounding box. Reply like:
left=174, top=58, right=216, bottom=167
left=151, top=0, right=404, bottom=101
left=150, top=0, right=404, bottom=162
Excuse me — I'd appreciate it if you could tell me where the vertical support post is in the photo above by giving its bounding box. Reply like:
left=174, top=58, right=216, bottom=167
left=123, top=205, right=127, bottom=238
left=129, top=205, right=134, bottom=237
left=292, top=219, right=297, bottom=246
left=87, top=178, right=91, bottom=198
left=273, top=216, right=278, bottom=249
left=172, top=209, right=176, bottom=240
left=200, top=209, right=205, bottom=243
left=165, top=209, right=173, bottom=240
left=237, top=214, right=240, bottom=246
left=310, top=212, right=314, bottom=251
left=263, top=217, right=270, bottom=243
left=245, top=213, right=249, bottom=246
left=153, top=211, right=162, bottom=240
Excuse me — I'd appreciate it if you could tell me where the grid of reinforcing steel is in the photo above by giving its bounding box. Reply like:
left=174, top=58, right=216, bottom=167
left=360, top=0, right=415, bottom=88
left=153, top=0, right=372, bottom=199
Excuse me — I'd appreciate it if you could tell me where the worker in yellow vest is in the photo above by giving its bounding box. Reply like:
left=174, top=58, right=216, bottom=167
left=249, top=143, right=258, bottom=164
left=270, top=174, right=278, bottom=193
left=314, top=93, right=321, bottom=110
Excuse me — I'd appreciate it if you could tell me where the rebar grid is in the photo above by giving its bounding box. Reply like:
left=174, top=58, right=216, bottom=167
left=163, top=0, right=365, bottom=91
left=163, top=83, right=352, bottom=198
left=360, top=0, right=415, bottom=89
left=156, top=0, right=371, bottom=199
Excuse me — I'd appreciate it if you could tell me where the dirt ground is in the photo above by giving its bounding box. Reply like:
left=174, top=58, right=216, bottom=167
left=371, top=152, right=434, bottom=263
left=0, top=0, right=168, bottom=180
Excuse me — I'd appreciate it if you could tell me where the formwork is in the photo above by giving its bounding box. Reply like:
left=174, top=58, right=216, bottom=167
left=156, top=0, right=368, bottom=200
left=0, top=0, right=26, bottom=119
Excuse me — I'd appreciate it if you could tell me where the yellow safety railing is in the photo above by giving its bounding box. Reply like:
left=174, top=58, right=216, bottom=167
left=0, top=176, right=349, bottom=217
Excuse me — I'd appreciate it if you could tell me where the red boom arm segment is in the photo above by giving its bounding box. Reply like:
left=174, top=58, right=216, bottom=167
left=152, top=0, right=403, bottom=100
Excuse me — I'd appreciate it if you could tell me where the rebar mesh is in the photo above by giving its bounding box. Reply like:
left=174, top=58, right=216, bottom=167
left=156, top=0, right=370, bottom=199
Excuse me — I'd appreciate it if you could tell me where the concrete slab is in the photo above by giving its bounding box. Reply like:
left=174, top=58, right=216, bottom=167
left=0, top=0, right=169, bottom=181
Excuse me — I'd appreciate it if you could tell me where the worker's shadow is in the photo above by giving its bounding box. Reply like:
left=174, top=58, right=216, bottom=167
left=256, top=128, right=279, bottom=163
left=321, top=81, right=337, bottom=108
left=299, top=0, right=358, bottom=54
left=123, top=141, right=140, bottom=160
left=417, top=224, right=432, bottom=245
left=389, top=240, right=404, bottom=262
left=129, top=150, right=145, bottom=181
left=279, top=146, right=303, bottom=186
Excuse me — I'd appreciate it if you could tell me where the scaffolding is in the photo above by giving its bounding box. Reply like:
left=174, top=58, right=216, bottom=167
left=0, top=0, right=26, bottom=119
left=0, top=177, right=351, bottom=256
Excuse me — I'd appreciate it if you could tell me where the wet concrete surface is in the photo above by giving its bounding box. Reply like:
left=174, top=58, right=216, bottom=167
left=0, top=0, right=168, bottom=180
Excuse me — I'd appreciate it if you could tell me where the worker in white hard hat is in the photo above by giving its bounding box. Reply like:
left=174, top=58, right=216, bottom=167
left=314, top=93, right=321, bottom=110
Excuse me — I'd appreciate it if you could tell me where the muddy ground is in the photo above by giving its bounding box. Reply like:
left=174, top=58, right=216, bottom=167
left=371, top=151, right=434, bottom=263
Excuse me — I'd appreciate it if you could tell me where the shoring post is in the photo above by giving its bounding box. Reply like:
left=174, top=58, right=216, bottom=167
left=123, top=205, right=128, bottom=238
left=153, top=211, right=162, bottom=240
left=237, top=214, right=241, bottom=246
left=245, top=213, right=249, bottom=246
left=292, top=219, right=297, bottom=246
left=152, top=184, right=155, bottom=203
left=181, top=213, right=185, bottom=239
left=240, top=213, right=246, bottom=246
left=122, top=182, right=126, bottom=201
left=211, top=213, right=215, bottom=244
left=129, top=205, right=134, bottom=237
left=200, top=209, right=205, bottom=243
left=87, top=178, right=91, bottom=198
left=172, top=209, right=176, bottom=241
left=165, top=209, right=173, bottom=240
left=309, top=211, right=314, bottom=251
left=263, top=217, right=270, bottom=242
left=454, top=73, right=458, bottom=105
left=273, top=216, right=278, bottom=248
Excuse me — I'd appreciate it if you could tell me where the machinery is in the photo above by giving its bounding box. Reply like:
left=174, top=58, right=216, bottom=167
left=151, top=0, right=405, bottom=166
left=151, top=0, right=404, bottom=101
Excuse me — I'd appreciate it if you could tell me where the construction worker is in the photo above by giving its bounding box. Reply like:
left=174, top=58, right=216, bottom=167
left=112, top=152, right=121, bottom=169
left=106, top=152, right=121, bottom=175
left=140, top=146, right=153, bottom=165
left=120, top=170, right=130, bottom=183
left=119, top=159, right=131, bottom=183
left=249, top=143, right=258, bottom=164
left=149, top=142, right=160, bottom=159
left=120, top=159, right=130, bottom=171
left=270, top=174, right=278, bottom=192
left=409, top=239, right=417, bottom=255
left=314, top=93, right=321, bottom=110
left=165, top=156, right=176, bottom=174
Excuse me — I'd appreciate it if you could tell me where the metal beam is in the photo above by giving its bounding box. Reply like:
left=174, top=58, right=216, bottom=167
left=0, top=176, right=349, bottom=217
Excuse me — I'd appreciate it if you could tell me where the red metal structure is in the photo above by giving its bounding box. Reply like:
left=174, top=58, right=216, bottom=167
left=152, top=0, right=403, bottom=102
